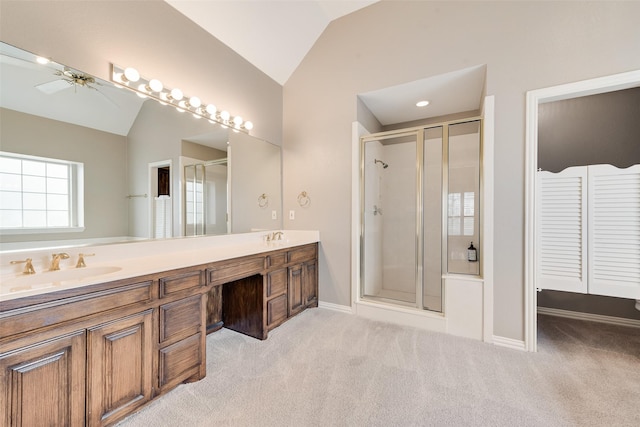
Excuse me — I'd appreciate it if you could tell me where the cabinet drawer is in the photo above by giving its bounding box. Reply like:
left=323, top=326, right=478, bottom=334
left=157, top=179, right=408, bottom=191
left=266, top=269, right=287, bottom=298
left=159, top=295, right=203, bottom=344
left=207, top=257, right=264, bottom=285
left=287, top=244, right=317, bottom=264
left=265, top=252, right=287, bottom=268
left=0, top=281, right=153, bottom=338
left=266, top=294, right=287, bottom=328
left=159, top=270, right=204, bottom=298
left=158, top=333, right=203, bottom=389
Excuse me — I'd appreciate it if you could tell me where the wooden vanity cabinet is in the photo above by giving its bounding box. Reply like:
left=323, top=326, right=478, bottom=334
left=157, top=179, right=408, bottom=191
left=0, top=241, right=317, bottom=426
left=0, top=330, right=86, bottom=427
left=87, top=310, right=154, bottom=427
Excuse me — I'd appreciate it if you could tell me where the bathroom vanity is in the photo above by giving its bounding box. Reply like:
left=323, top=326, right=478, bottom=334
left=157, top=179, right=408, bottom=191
left=0, top=232, right=318, bottom=426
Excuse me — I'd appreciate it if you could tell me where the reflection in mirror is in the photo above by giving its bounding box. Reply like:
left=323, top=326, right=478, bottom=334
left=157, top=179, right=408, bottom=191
left=0, top=42, right=282, bottom=252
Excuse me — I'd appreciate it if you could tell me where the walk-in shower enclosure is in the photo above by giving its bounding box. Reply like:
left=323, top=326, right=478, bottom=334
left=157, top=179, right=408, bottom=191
left=360, top=119, right=482, bottom=312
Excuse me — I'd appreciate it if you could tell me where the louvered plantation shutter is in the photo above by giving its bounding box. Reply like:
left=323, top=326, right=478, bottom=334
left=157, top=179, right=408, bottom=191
left=536, top=167, right=588, bottom=293
left=587, top=164, right=640, bottom=299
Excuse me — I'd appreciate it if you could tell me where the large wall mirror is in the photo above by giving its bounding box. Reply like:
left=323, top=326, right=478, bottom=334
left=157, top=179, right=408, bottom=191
left=0, top=42, right=282, bottom=251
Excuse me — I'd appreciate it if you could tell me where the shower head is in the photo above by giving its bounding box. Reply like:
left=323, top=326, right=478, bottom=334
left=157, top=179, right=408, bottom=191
left=374, top=159, right=389, bottom=169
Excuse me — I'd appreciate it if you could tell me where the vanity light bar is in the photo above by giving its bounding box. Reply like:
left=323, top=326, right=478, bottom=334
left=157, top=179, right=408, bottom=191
left=110, top=64, right=253, bottom=133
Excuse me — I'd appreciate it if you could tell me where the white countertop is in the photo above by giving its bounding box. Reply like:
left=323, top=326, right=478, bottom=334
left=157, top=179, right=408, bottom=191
left=0, top=230, right=319, bottom=303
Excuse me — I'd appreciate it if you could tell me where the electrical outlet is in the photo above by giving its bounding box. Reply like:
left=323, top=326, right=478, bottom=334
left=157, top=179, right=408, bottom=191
left=289, top=210, right=295, bottom=220
left=271, top=210, right=277, bottom=220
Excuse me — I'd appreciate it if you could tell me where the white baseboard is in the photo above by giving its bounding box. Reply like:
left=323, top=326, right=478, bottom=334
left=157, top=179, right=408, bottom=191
left=318, top=301, right=353, bottom=314
left=537, top=307, right=640, bottom=329
left=492, top=335, right=526, bottom=351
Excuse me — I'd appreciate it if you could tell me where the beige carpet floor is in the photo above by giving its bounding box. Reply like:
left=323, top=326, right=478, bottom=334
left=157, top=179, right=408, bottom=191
left=116, top=309, right=640, bottom=426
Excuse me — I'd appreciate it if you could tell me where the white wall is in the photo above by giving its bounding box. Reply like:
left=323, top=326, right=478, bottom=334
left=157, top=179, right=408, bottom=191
left=282, top=1, right=640, bottom=341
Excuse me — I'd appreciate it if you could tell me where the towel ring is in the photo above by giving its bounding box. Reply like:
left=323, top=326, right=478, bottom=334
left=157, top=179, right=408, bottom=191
left=297, top=191, right=310, bottom=208
left=257, top=193, right=269, bottom=208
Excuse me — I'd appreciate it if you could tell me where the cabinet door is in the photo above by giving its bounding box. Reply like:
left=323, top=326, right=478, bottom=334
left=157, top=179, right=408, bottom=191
left=0, top=331, right=86, bottom=427
left=288, top=265, right=304, bottom=316
left=302, top=260, right=318, bottom=306
left=87, top=310, right=153, bottom=427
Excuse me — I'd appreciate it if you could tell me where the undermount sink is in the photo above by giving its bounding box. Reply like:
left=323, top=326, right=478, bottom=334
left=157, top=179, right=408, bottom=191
left=1, top=265, right=122, bottom=293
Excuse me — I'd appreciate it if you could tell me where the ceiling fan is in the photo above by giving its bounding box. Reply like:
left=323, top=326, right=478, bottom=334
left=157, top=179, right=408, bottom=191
left=36, top=67, right=99, bottom=94
left=35, top=67, right=119, bottom=108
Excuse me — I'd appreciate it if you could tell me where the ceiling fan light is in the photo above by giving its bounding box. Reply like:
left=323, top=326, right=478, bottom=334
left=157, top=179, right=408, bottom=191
left=148, top=79, right=163, bottom=92
left=123, top=67, right=140, bottom=83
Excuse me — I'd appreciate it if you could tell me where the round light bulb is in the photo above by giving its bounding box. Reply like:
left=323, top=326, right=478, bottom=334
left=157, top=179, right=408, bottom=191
left=189, top=96, right=201, bottom=109
left=244, top=121, right=254, bottom=130
left=220, top=110, right=230, bottom=121
left=233, top=116, right=243, bottom=126
left=205, top=104, right=217, bottom=116
left=123, top=67, right=140, bottom=83
left=148, top=79, right=163, bottom=92
left=170, top=88, right=183, bottom=101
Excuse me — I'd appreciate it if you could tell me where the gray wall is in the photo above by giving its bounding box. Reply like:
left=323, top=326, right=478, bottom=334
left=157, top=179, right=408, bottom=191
left=282, top=1, right=640, bottom=341
left=539, top=87, right=640, bottom=173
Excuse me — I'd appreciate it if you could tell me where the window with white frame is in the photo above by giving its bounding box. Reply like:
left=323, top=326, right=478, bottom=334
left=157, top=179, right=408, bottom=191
left=0, top=152, right=84, bottom=233
left=447, top=191, right=475, bottom=236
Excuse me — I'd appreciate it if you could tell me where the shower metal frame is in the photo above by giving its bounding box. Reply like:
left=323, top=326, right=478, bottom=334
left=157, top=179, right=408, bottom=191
left=359, top=116, right=483, bottom=312
left=184, top=158, right=228, bottom=236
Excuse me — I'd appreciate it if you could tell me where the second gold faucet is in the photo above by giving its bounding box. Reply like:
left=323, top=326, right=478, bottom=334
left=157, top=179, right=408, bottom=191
left=50, top=253, right=70, bottom=271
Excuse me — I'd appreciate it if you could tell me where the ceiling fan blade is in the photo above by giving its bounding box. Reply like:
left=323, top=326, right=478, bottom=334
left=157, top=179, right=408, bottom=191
left=35, top=79, right=71, bottom=94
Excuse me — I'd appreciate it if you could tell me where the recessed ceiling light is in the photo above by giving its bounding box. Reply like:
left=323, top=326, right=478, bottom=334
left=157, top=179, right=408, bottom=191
left=416, top=100, right=430, bottom=107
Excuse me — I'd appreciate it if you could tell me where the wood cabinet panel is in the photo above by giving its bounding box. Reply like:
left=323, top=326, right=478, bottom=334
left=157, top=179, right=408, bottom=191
left=288, top=266, right=304, bottom=317
left=159, top=270, right=204, bottom=298
left=223, top=275, right=265, bottom=339
left=87, top=310, right=153, bottom=427
left=159, top=295, right=203, bottom=344
left=303, top=261, right=318, bottom=306
left=266, top=268, right=287, bottom=298
left=287, top=244, right=317, bottom=264
left=0, top=330, right=86, bottom=427
left=266, top=294, right=287, bottom=329
left=158, top=333, right=202, bottom=390
left=205, top=285, right=223, bottom=333
left=265, top=252, right=287, bottom=268
left=207, top=257, right=264, bottom=286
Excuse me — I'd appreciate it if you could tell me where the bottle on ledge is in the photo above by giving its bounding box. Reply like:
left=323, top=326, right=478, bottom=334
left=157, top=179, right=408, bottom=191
left=467, top=242, right=478, bottom=262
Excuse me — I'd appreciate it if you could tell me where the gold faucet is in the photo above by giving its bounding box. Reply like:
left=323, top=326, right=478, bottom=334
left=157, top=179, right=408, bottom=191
left=76, top=253, right=95, bottom=268
left=10, top=258, right=36, bottom=275
left=50, top=253, right=70, bottom=271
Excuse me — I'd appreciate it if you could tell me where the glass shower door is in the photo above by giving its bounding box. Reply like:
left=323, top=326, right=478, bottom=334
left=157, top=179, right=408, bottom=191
left=361, top=131, right=419, bottom=305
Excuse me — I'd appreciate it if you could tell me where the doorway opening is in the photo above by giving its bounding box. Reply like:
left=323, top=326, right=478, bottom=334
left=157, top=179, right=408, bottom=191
left=148, top=160, right=173, bottom=239
left=524, top=70, right=640, bottom=352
